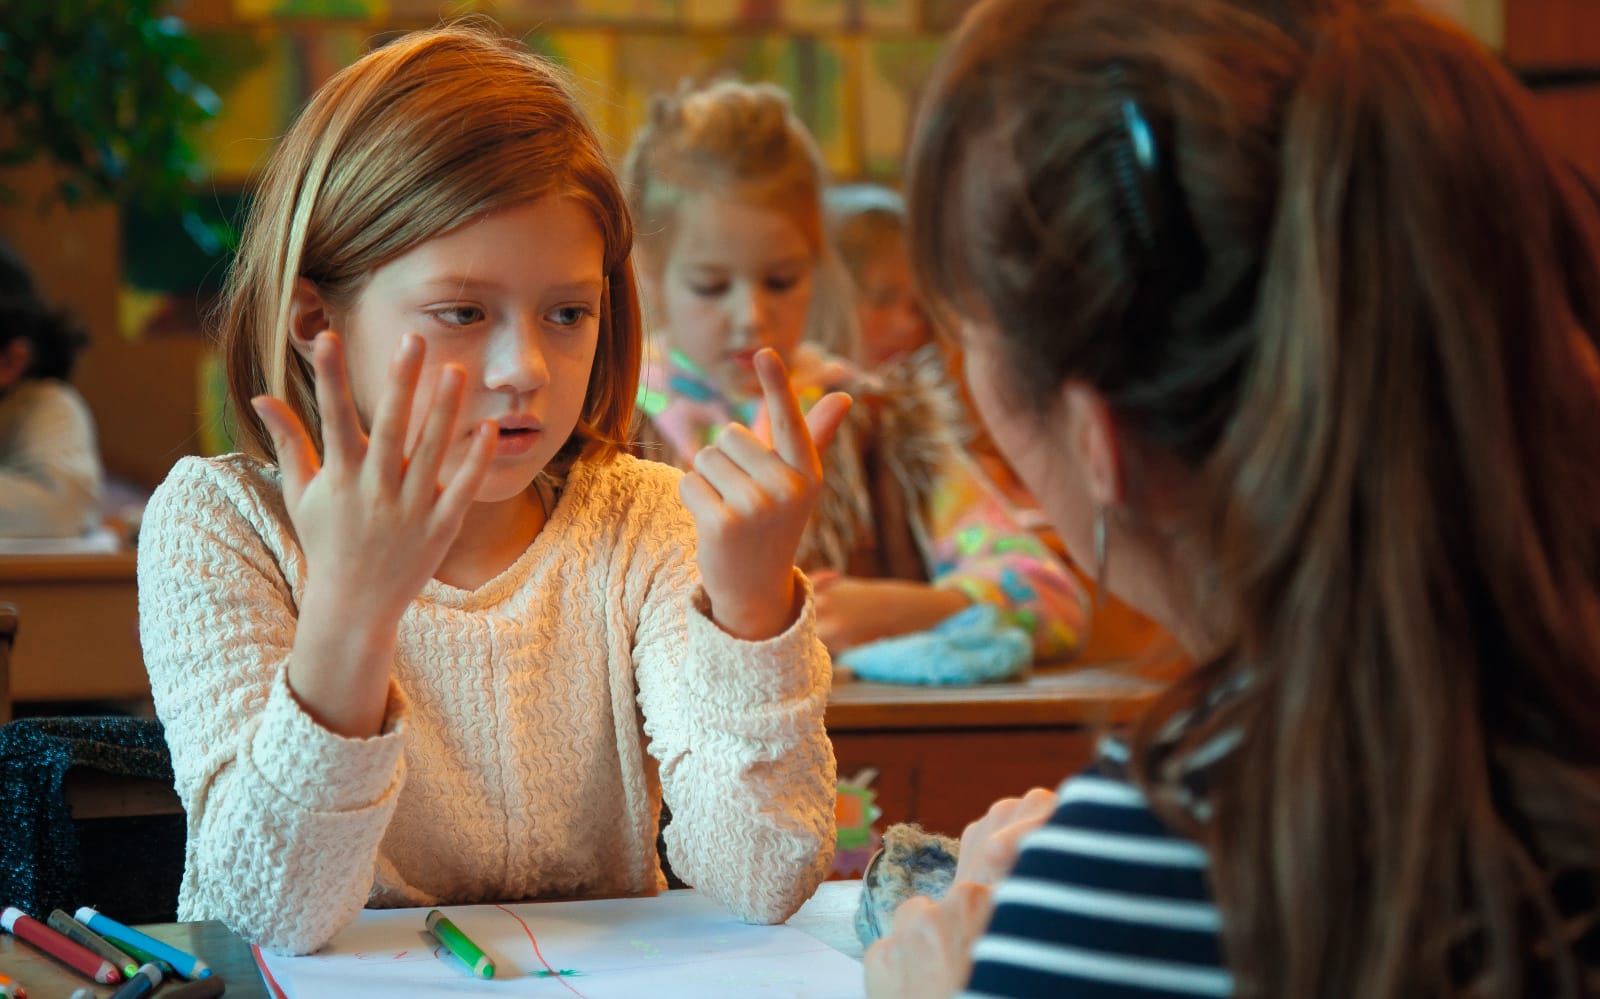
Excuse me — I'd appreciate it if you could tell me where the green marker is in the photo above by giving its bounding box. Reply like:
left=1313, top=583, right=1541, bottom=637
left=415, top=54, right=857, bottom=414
left=46, top=909, right=139, bottom=978
left=95, top=934, right=175, bottom=979
left=425, top=909, right=495, bottom=979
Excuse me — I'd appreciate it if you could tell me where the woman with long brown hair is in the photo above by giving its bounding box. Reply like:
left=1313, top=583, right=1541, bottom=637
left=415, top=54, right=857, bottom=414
left=865, top=0, right=1600, bottom=995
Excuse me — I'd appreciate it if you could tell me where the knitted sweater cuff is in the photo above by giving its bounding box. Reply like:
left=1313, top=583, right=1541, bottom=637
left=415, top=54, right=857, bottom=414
left=250, top=669, right=410, bottom=812
left=685, top=569, right=829, bottom=710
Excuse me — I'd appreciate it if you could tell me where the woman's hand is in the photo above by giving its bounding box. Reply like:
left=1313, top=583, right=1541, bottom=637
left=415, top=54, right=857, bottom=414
left=955, top=787, right=1059, bottom=887
left=679, top=348, right=851, bottom=641
left=864, top=881, right=993, bottom=999
left=811, top=574, right=972, bottom=654
left=251, top=331, right=497, bottom=736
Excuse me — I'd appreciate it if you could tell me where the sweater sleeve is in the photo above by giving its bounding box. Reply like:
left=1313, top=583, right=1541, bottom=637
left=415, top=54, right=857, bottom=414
left=629, top=474, right=837, bottom=924
left=0, top=380, right=103, bottom=538
left=919, top=448, right=1089, bottom=660
left=138, top=457, right=410, bottom=955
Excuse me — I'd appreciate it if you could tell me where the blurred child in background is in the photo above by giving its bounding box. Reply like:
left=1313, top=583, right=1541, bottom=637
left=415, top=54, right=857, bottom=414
left=624, top=80, right=1086, bottom=666
left=0, top=240, right=104, bottom=539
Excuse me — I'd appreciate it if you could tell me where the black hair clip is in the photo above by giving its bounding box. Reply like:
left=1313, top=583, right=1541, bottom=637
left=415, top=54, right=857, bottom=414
left=1107, top=65, right=1163, bottom=256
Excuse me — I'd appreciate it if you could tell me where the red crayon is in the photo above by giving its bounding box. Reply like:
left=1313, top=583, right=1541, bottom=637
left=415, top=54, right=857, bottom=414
left=0, top=907, right=122, bottom=984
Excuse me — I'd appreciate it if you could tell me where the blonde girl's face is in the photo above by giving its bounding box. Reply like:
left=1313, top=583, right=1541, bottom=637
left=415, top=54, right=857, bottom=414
left=656, top=193, right=815, bottom=400
left=334, top=195, right=606, bottom=505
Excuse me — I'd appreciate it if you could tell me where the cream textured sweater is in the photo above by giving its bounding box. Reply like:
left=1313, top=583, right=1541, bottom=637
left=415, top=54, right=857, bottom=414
left=138, top=451, right=836, bottom=955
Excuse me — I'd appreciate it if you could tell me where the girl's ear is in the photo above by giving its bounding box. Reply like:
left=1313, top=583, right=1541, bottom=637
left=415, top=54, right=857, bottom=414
left=1059, top=380, right=1125, bottom=508
left=287, top=277, right=334, bottom=363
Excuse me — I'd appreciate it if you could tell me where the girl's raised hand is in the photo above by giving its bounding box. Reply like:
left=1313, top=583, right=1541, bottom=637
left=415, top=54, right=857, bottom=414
left=678, top=347, right=852, bottom=641
left=252, top=332, right=497, bottom=621
left=249, top=332, right=497, bottom=736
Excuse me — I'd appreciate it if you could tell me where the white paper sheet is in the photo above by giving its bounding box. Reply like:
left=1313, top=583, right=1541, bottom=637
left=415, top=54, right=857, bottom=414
left=256, top=891, right=866, bottom=999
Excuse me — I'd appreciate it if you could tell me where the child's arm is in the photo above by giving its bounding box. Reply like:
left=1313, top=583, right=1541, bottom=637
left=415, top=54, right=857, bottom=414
left=139, top=457, right=411, bottom=955
left=634, top=348, right=848, bottom=921
left=808, top=573, right=973, bottom=654
left=631, top=493, right=838, bottom=925
left=142, top=332, right=495, bottom=954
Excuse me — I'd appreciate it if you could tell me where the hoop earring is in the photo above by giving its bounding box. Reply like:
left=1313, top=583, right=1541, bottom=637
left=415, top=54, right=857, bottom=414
left=1092, top=503, right=1110, bottom=616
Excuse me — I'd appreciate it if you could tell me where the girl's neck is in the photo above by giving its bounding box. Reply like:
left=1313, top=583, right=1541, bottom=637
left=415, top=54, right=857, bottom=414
left=433, top=484, right=549, bottom=591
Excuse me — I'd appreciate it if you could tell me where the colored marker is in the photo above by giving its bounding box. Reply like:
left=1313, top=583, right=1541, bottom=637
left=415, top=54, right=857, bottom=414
left=159, top=974, right=227, bottom=999
left=1, top=907, right=121, bottom=984
left=74, top=907, right=210, bottom=980
left=0, top=971, right=26, bottom=998
left=107, top=961, right=162, bottom=999
left=89, top=932, right=175, bottom=978
left=48, top=908, right=140, bottom=978
left=425, top=909, right=495, bottom=979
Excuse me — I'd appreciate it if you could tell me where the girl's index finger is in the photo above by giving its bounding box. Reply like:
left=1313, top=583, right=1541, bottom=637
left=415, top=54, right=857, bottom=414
left=754, top=347, right=815, bottom=470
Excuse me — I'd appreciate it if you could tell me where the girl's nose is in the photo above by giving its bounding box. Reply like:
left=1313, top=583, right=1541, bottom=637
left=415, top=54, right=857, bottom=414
left=731, top=285, right=769, bottom=339
left=484, top=316, right=550, bottom=395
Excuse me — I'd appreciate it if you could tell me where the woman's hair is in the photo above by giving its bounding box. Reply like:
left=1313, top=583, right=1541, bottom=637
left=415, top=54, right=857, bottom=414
left=824, top=183, right=908, bottom=290
left=218, top=22, right=641, bottom=465
left=0, top=240, right=89, bottom=382
left=909, top=0, right=1600, bottom=995
left=621, top=80, right=859, bottom=360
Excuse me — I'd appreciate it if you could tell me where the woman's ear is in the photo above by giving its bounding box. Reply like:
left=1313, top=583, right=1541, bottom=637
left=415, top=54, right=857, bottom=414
left=1059, top=380, right=1125, bottom=508
left=287, top=278, right=334, bottom=363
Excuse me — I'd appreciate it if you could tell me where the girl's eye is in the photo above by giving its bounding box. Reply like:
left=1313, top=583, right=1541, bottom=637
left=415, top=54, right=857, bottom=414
left=689, top=282, right=728, bottom=298
left=766, top=274, right=802, bottom=293
left=548, top=305, right=596, bottom=328
left=430, top=305, right=484, bottom=327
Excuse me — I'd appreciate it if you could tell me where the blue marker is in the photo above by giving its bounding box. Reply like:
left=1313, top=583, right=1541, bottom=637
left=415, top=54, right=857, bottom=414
left=73, top=908, right=211, bottom=980
left=107, top=962, right=162, bottom=999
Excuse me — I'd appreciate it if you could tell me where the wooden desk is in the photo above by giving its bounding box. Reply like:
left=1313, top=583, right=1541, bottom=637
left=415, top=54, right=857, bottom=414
left=0, top=552, right=146, bottom=704
left=824, top=664, right=1162, bottom=838
left=0, top=882, right=865, bottom=997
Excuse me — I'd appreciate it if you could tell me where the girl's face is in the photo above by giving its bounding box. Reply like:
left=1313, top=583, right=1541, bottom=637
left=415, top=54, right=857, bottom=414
left=656, top=194, right=815, bottom=399
left=854, top=236, right=933, bottom=369
left=335, top=195, right=605, bottom=505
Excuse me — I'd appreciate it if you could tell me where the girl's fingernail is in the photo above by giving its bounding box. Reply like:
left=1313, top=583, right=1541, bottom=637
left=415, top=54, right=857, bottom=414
left=401, top=333, right=422, bottom=357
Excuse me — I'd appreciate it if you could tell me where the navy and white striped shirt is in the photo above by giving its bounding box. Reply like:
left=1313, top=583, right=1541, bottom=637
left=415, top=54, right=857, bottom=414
left=963, top=741, right=1231, bottom=998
